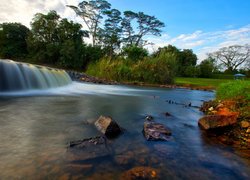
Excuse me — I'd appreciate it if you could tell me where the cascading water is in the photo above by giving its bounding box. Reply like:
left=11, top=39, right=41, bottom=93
left=0, top=59, right=72, bottom=92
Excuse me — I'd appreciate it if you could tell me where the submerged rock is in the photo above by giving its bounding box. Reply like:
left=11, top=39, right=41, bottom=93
left=68, top=136, right=105, bottom=148
left=120, top=166, right=159, bottom=180
left=145, top=115, right=154, bottom=121
left=143, top=122, right=171, bottom=141
left=165, top=112, right=171, bottom=116
left=95, top=116, right=122, bottom=138
left=198, top=114, right=238, bottom=130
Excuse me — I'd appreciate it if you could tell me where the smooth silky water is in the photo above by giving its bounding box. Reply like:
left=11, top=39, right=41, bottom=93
left=0, top=60, right=249, bottom=179
left=0, top=83, right=250, bottom=179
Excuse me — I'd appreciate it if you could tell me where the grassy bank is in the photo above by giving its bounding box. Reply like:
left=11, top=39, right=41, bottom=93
left=175, top=77, right=250, bottom=89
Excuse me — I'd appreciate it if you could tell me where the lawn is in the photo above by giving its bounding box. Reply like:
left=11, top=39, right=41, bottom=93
left=174, top=77, right=248, bottom=89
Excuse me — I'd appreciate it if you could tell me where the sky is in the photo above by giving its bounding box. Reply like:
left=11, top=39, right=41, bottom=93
left=0, top=0, right=250, bottom=61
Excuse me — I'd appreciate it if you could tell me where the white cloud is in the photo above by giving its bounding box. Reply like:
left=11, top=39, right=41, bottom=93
left=146, top=24, right=250, bottom=62
left=0, top=0, right=80, bottom=27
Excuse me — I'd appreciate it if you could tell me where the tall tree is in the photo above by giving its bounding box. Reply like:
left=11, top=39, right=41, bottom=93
left=99, top=9, right=122, bottom=57
left=28, top=11, right=86, bottom=68
left=67, top=0, right=111, bottom=46
left=122, top=11, right=165, bottom=46
left=0, top=23, right=30, bottom=59
left=208, top=45, right=250, bottom=72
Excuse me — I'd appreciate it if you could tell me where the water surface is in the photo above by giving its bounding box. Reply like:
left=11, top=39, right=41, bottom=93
left=0, top=83, right=249, bottom=179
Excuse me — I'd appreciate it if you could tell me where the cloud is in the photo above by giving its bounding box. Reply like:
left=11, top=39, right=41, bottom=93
left=146, top=25, right=250, bottom=62
left=0, top=0, right=80, bottom=27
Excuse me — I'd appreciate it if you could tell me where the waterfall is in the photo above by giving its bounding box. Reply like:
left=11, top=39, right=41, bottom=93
left=0, top=59, right=72, bottom=92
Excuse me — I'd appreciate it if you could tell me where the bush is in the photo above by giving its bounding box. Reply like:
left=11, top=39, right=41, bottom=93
left=86, top=50, right=177, bottom=84
left=216, top=81, right=250, bottom=100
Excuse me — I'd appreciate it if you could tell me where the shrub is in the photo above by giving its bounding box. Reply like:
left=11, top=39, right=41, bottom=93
left=86, top=50, right=177, bottom=84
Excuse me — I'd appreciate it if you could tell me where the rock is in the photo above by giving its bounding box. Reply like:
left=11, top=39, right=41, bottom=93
left=143, top=122, right=171, bottom=141
left=68, top=136, right=105, bottom=148
left=145, top=115, right=154, bottom=121
left=241, top=121, right=250, bottom=128
left=67, top=136, right=112, bottom=162
left=246, top=128, right=250, bottom=133
left=120, top=166, right=159, bottom=180
left=198, top=114, right=238, bottom=130
left=165, top=112, right=171, bottom=116
left=95, top=116, right=122, bottom=138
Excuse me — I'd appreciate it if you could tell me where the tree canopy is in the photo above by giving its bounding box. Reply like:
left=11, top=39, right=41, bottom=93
left=0, top=23, right=30, bottom=58
left=208, top=44, right=250, bottom=73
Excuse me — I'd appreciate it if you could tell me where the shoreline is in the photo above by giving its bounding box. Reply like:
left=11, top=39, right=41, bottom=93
left=67, top=70, right=215, bottom=92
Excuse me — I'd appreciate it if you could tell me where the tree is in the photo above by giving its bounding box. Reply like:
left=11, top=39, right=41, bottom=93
left=0, top=23, right=30, bottom=59
left=122, top=11, right=165, bottom=46
left=208, top=45, right=250, bottom=73
left=199, top=57, right=216, bottom=78
left=28, top=11, right=87, bottom=68
left=122, top=45, right=148, bottom=61
left=178, top=49, right=197, bottom=76
left=99, top=9, right=122, bottom=57
left=67, top=0, right=111, bottom=46
left=153, top=45, right=197, bottom=76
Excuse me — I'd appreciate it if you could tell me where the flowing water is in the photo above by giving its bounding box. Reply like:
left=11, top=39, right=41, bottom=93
left=0, top=60, right=249, bottom=179
left=0, top=83, right=249, bottom=179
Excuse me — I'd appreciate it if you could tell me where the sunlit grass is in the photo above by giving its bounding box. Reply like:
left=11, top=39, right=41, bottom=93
left=175, top=77, right=237, bottom=89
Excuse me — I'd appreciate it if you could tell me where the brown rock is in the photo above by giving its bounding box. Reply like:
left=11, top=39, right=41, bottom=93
left=198, top=114, right=238, bottom=130
left=120, top=166, right=159, bottom=180
left=246, top=128, right=250, bottom=133
left=143, top=122, right=171, bottom=141
left=241, top=121, right=250, bottom=128
left=95, top=116, right=122, bottom=138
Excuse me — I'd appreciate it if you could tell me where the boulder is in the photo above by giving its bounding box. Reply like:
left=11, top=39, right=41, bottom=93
left=95, top=116, right=122, bottom=138
left=120, top=166, right=159, bottom=180
left=198, top=114, right=238, bottom=130
left=143, top=122, right=171, bottom=141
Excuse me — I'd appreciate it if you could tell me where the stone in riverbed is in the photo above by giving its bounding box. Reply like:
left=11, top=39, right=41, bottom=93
left=143, top=122, right=171, bottom=141
left=241, top=121, right=250, bottom=128
left=198, top=114, right=238, bottom=130
left=68, top=136, right=105, bottom=148
left=120, top=166, right=159, bottom=180
left=95, top=116, right=122, bottom=138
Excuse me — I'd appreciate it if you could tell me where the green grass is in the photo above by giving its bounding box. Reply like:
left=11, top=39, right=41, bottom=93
left=175, top=77, right=238, bottom=89
left=216, top=80, right=250, bottom=100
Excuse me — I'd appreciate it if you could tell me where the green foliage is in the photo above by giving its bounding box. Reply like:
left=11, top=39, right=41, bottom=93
left=27, top=11, right=87, bottom=69
left=99, top=9, right=122, bottom=57
left=199, top=58, right=215, bottom=78
left=86, top=50, right=176, bottom=84
left=153, top=45, right=198, bottom=77
left=216, top=81, right=250, bottom=100
left=122, top=11, right=165, bottom=46
left=183, top=66, right=200, bottom=77
left=122, top=45, right=148, bottom=61
left=0, top=23, right=30, bottom=59
left=67, top=0, right=111, bottom=45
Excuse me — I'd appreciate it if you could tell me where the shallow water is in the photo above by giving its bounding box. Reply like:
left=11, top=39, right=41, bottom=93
left=0, top=82, right=249, bottom=179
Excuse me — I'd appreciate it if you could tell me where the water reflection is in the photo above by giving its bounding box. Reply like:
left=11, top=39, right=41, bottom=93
left=0, top=83, right=249, bottom=179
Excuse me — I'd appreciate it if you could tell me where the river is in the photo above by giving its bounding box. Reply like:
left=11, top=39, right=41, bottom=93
left=0, top=82, right=249, bottom=179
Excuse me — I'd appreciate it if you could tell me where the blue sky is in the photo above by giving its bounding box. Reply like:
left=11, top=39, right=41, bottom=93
left=0, top=0, right=250, bottom=61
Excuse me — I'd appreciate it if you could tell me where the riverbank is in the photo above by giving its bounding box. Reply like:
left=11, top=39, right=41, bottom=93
left=67, top=70, right=216, bottom=91
left=199, top=80, right=250, bottom=152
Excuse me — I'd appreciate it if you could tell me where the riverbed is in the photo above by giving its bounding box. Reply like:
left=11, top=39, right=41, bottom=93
left=0, top=82, right=249, bottom=179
